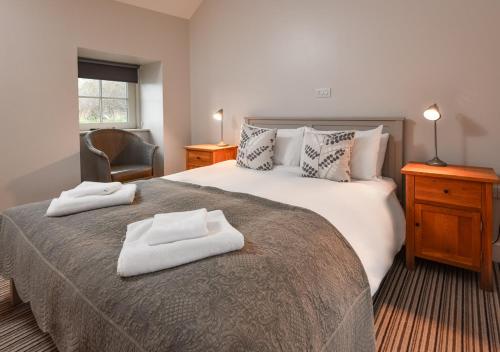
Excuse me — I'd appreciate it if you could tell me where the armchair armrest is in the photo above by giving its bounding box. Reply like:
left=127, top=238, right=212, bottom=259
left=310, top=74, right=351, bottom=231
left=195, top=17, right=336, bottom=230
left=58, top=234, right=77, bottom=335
left=150, top=144, right=159, bottom=177
left=80, top=136, right=112, bottom=182
left=121, top=137, right=158, bottom=172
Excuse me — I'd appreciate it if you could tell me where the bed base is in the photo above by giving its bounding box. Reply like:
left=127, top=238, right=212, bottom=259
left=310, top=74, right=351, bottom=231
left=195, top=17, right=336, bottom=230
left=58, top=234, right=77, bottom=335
left=9, top=278, right=22, bottom=306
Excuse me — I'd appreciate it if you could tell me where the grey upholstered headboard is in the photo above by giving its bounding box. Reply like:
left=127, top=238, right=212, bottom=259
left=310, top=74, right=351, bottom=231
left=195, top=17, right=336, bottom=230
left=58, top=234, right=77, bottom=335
left=245, top=117, right=405, bottom=201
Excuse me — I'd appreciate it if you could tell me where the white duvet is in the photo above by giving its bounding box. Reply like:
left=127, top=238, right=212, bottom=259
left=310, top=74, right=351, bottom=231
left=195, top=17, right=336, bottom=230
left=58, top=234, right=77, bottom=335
left=164, top=160, right=405, bottom=295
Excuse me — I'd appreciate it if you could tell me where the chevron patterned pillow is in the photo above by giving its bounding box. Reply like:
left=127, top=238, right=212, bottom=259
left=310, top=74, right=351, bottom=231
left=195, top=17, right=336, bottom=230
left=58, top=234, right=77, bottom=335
left=300, top=130, right=355, bottom=182
left=236, top=124, right=277, bottom=170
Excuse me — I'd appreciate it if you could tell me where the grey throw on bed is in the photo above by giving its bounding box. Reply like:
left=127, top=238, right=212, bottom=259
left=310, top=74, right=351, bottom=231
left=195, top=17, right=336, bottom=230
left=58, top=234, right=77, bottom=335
left=0, top=179, right=375, bottom=352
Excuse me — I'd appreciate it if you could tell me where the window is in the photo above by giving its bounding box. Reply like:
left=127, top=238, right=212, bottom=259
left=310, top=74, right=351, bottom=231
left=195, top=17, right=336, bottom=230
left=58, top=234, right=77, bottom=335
left=77, top=57, right=140, bottom=130
left=78, top=78, right=137, bottom=130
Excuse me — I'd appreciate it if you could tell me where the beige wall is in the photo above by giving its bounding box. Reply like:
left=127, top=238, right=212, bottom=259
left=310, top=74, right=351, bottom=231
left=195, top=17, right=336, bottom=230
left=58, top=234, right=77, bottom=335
left=2, top=0, right=500, bottom=212
left=0, top=0, right=190, bottom=210
left=190, top=0, right=500, bottom=173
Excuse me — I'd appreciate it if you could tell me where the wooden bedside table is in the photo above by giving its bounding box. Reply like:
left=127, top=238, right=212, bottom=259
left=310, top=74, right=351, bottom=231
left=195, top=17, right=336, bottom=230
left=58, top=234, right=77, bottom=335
left=402, top=163, right=498, bottom=290
left=185, top=144, right=238, bottom=170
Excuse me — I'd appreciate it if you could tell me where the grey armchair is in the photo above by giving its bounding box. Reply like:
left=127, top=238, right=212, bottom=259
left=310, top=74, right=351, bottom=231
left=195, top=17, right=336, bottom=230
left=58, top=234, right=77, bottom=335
left=81, top=129, right=158, bottom=183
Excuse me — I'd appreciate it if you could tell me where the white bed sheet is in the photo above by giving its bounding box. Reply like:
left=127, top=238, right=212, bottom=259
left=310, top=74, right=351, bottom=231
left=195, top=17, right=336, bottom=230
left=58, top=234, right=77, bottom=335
left=164, top=160, right=405, bottom=295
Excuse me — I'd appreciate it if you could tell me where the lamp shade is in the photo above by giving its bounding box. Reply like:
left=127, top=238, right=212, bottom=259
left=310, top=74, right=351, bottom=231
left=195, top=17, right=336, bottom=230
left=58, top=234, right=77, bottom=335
left=423, top=104, right=441, bottom=121
left=213, top=109, right=223, bottom=121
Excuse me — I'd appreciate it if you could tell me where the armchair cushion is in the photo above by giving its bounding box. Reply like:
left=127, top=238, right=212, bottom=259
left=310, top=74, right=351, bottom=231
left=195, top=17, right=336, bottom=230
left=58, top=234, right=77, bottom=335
left=111, top=164, right=152, bottom=183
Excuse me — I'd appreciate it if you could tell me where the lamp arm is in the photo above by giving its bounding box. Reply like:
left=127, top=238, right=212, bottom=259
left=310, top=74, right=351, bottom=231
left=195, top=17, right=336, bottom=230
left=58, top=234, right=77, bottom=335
left=434, top=120, right=438, bottom=158
left=221, top=115, right=224, bottom=142
left=424, top=106, right=447, bottom=167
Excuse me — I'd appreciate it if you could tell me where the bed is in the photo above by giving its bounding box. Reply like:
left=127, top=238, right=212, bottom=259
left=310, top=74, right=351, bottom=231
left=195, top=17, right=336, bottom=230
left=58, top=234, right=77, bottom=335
left=165, top=160, right=405, bottom=295
left=0, top=117, right=405, bottom=352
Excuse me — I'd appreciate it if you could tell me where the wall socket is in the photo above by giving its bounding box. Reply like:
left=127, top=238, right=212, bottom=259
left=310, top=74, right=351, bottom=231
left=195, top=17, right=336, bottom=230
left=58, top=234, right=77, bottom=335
left=315, top=88, right=331, bottom=98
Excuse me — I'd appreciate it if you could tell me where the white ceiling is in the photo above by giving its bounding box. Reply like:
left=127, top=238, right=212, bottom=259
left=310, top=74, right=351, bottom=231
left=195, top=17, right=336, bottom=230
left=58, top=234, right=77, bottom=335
left=114, top=0, right=203, bottom=19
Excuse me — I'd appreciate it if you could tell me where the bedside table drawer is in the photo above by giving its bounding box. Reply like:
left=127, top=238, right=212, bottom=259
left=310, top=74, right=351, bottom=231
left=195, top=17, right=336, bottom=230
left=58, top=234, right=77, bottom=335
left=187, top=151, right=212, bottom=165
left=414, top=176, right=482, bottom=209
left=213, top=148, right=237, bottom=163
left=185, top=145, right=238, bottom=171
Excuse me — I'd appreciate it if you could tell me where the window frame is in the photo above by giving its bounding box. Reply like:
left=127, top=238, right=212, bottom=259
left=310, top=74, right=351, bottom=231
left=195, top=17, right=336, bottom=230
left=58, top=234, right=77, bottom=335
left=78, top=79, right=138, bottom=131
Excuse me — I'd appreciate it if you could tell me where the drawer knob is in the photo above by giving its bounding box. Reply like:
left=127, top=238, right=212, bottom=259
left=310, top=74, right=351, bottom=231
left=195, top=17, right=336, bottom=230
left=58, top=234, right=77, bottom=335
left=196, top=156, right=201, bottom=159
left=415, top=222, right=420, bottom=227
left=443, top=189, right=449, bottom=194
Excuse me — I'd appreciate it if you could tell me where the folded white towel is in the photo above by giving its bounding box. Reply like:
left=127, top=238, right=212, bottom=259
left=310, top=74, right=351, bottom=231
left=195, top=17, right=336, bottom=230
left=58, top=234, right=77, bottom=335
left=117, top=210, right=244, bottom=277
left=144, top=208, right=209, bottom=246
left=46, top=184, right=137, bottom=217
left=63, top=181, right=122, bottom=198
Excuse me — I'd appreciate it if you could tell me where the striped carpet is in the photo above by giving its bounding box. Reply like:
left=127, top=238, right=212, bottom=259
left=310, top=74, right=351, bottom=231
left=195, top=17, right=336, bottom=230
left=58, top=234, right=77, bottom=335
left=373, top=253, right=500, bottom=351
left=0, top=279, right=56, bottom=352
left=0, top=254, right=498, bottom=351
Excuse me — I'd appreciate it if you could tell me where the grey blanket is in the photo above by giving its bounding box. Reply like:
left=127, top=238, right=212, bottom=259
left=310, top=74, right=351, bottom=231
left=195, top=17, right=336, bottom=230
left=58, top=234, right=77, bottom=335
left=0, top=179, right=375, bottom=352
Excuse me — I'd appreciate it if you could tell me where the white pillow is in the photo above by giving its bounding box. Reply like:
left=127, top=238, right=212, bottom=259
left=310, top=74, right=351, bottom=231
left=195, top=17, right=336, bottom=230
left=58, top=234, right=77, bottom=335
left=376, top=133, right=390, bottom=177
left=273, top=127, right=305, bottom=167
left=350, top=125, right=383, bottom=180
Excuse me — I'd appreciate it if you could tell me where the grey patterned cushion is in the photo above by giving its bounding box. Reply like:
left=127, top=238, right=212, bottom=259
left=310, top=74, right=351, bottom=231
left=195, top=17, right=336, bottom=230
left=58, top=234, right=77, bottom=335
left=300, top=130, right=356, bottom=182
left=236, top=124, right=277, bottom=170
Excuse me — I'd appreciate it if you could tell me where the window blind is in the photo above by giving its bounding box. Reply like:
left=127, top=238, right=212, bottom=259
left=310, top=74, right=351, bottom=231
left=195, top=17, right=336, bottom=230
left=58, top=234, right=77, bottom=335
left=78, top=58, right=139, bottom=83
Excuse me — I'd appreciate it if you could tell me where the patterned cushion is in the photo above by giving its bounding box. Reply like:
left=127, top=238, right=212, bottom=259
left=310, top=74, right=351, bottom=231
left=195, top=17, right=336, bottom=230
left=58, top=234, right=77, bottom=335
left=300, top=130, right=355, bottom=182
left=236, top=124, right=277, bottom=170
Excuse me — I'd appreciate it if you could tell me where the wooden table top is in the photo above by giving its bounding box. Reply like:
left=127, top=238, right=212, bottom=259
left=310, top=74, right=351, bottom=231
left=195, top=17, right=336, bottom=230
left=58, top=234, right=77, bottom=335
left=185, top=144, right=238, bottom=151
left=401, top=162, right=499, bottom=183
